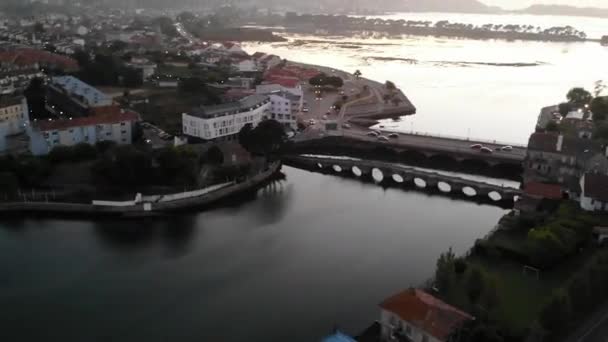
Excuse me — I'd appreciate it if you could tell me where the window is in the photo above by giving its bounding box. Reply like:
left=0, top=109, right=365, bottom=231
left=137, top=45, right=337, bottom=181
left=120, top=122, right=126, bottom=126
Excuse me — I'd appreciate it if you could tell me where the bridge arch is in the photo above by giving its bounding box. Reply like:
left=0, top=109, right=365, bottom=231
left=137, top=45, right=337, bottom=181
left=488, top=191, right=502, bottom=202
left=437, top=181, right=451, bottom=193
left=352, top=166, right=362, bottom=177
left=372, top=168, right=384, bottom=183
left=414, top=177, right=427, bottom=188
left=332, top=165, right=343, bottom=173
left=392, top=174, right=405, bottom=183
left=317, top=163, right=323, bottom=169
left=462, top=186, right=477, bottom=197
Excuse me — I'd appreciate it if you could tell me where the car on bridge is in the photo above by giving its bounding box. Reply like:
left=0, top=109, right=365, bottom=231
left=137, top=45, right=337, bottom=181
left=480, top=147, right=493, bottom=154
left=388, top=133, right=399, bottom=139
left=378, top=136, right=389, bottom=142
left=470, top=144, right=483, bottom=150
left=500, top=145, right=513, bottom=151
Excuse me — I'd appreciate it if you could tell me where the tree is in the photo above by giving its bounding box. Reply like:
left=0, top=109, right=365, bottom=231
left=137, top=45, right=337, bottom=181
left=594, top=80, right=606, bottom=97
left=454, top=258, right=467, bottom=275
left=435, top=248, right=455, bottom=291
left=567, top=87, right=592, bottom=108
left=558, top=102, right=571, bottom=117
left=353, top=69, right=362, bottom=79
left=567, top=275, right=592, bottom=315
left=466, top=267, right=485, bottom=303
left=24, top=77, right=47, bottom=119
left=546, top=121, right=559, bottom=132
left=179, top=77, right=207, bottom=93
left=248, top=119, right=286, bottom=156
left=385, top=80, right=396, bottom=90
left=33, top=22, right=44, bottom=33
left=539, top=291, right=571, bottom=334
left=238, top=123, right=254, bottom=151
left=590, top=97, right=608, bottom=122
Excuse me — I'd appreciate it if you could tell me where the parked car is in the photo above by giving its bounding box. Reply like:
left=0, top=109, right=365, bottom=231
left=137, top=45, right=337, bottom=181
left=302, top=107, right=309, bottom=112
left=388, top=133, right=399, bottom=139
left=322, top=115, right=328, bottom=120
left=309, top=119, right=316, bottom=125
left=367, top=131, right=379, bottom=137
left=470, top=144, right=483, bottom=149
left=480, top=147, right=493, bottom=154
left=378, top=136, right=389, bottom=142
left=343, top=123, right=351, bottom=129
left=500, top=146, right=513, bottom=151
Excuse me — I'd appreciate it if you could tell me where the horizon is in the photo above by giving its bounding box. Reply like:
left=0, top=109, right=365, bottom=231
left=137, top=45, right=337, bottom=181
left=482, top=0, right=608, bottom=10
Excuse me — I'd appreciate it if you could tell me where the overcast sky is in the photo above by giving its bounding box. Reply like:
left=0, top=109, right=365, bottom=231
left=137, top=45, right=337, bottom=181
left=483, top=0, right=608, bottom=9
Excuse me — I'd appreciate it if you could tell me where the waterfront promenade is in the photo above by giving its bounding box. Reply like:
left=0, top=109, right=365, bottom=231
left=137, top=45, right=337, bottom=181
left=0, top=162, right=281, bottom=217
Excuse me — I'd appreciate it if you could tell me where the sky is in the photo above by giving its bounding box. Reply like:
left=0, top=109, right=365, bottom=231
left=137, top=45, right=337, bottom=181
left=482, top=0, right=608, bottom=10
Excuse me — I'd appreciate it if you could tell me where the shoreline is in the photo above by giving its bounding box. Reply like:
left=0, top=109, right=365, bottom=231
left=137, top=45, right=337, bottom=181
left=0, top=162, right=282, bottom=218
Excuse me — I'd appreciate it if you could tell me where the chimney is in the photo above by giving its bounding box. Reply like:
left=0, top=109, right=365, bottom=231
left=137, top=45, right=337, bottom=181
left=556, top=134, right=564, bottom=152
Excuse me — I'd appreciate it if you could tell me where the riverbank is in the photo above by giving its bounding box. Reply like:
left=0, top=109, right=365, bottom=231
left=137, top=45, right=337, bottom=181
left=0, top=162, right=282, bottom=218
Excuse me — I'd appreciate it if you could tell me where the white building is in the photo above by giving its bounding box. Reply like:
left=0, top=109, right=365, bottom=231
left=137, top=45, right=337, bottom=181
left=126, top=57, right=157, bottom=81
left=182, top=95, right=270, bottom=141
left=29, top=110, right=139, bottom=155
left=267, top=91, right=302, bottom=130
left=0, top=96, right=29, bottom=135
left=379, top=289, right=473, bottom=342
left=235, top=59, right=258, bottom=73
left=580, top=173, right=608, bottom=211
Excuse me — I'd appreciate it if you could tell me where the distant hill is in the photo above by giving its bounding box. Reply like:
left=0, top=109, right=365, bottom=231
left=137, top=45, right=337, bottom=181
left=519, top=4, right=608, bottom=18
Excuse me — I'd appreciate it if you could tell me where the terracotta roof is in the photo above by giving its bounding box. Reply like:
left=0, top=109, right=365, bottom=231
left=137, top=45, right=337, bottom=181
left=527, top=132, right=558, bottom=152
left=266, top=77, right=300, bottom=88
left=380, top=289, right=473, bottom=341
left=0, top=48, right=78, bottom=71
left=35, top=110, right=139, bottom=131
left=524, top=182, right=563, bottom=200
left=528, top=132, right=601, bottom=157
left=583, top=173, right=608, bottom=202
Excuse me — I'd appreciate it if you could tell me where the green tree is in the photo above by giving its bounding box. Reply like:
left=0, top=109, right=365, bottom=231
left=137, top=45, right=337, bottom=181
left=248, top=119, right=286, bottom=157
left=238, top=123, right=254, bottom=152
left=454, top=257, right=467, bottom=275
left=385, top=80, right=396, bottom=90
left=558, top=102, right=571, bottom=117
left=567, top=87, right=593, bottom=108
left=435, top=248, right=455, bottom=291
left=567, top=275, right=592, bottom=315
left=590, top=97, right=608, bottom=122
left=545, top=121, right=559, bottom=132
left=539, top=291, right=571, bottom=334
left=466, top=267, right=485, bottom=303
left=353, top=69, right=362, bottom=79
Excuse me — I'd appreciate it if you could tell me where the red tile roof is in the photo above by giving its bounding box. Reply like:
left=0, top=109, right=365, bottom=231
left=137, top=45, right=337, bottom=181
left=35, top=110, right=139, bottom=131
left=524, top=182, right=563, bottom=200
left=265, top=77, right=300, bottom=88
left=380, top=289, right=473, bottom=341
left=0, top=48, right=78, bottom=71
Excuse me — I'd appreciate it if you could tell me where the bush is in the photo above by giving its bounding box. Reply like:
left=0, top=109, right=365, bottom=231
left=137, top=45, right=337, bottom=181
left=466, top=267, right=485, bottom=303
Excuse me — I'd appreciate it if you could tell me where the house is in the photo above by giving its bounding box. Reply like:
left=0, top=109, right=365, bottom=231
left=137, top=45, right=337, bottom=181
left=523, top=182, right=563, bottom=200
left=0, top=95, right=29, bottom=135
left=256, top=82, right=303, bottom=97
left=525, top=132, right=601, bottom=183
left=580, top=173, right=608, bottom=211
left=235, top=59, right=258, bottom=73
left=46, top=76, right=114, bottom=117
left=182, top=95, right=270, bottom=141
left=536, top=105, right=560, bottom=130
left=379, top=288, right=473, bottom=342
left=29, top=110, right=139, bottom=155
left=266, top=91, right=302, bottom=130
left=126, top=57, right=157, bottom=81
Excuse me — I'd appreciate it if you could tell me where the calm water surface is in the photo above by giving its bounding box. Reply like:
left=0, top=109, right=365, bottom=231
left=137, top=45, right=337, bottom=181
left=244, top=21, right=608, bottom=144
left=0, top=167, right=505, bottom=341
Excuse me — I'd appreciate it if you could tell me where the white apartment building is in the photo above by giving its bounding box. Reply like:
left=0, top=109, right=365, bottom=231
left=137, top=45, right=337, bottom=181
left=0, top=96, right=29, bottom=135
left=182, top=95, right=270, bottom=141
left=267, top=92, right=302, bottom=130
left=256, top=83, right=303, bottom=97
left=29, top=110, right=139, bottom=155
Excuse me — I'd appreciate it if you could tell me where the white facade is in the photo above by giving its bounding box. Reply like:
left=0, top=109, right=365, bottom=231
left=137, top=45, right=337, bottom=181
left=235, top=60, right=258, bottom=73
left=182, top=96, right=270, bottom=141
left=0, top=97, right=29, bottom=135
left=380, top=309, right=441, bottom=342
left=256, top=83, right=303, bottom=97
left=268, top=92, right=300, bottom=129
left=30, top=115, right=136, bottom=156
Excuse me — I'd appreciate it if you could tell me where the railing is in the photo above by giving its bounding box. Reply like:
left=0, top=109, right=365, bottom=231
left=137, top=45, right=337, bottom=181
left=380, top=129, right=527, bottom=149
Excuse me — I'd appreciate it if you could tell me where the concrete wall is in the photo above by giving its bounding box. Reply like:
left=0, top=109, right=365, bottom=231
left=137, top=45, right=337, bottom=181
left=379, top=309, right=441, bottom=342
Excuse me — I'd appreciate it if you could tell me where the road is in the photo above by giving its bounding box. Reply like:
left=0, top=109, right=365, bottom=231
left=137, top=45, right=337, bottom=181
left=342, top=129, right=527, bottom=162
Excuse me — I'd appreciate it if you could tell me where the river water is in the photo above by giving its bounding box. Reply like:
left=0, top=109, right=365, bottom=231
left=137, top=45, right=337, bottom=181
left=0, top=167, right=506, bottom=341
left=244, top=13, right=608, bottom=144
left=4, top=12, right=594, bottom=341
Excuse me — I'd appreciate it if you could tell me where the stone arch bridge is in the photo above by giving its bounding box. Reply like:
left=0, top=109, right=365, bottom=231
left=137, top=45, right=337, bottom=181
left=286, top=155, right=522, bottom=203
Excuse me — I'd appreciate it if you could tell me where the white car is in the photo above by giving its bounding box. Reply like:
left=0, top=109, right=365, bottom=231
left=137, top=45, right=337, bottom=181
left=480, top=147, right=493, bottom=154
left=367, top=131, right=379, bottom=137
left=377, top=136, right=389, bottom=142
left=343, top=123, right=351, bottom=129
left=500, top=146, right=513, bottom=151
left=302, top=107, right=309, bottom=113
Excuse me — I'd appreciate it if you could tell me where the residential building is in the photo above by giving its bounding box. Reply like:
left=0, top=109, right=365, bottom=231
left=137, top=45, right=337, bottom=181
left=379, top=288, right=473, bottom=342
left=0, top=95, right=29, bottom=135
left=525, top=132, right=601, bottom=183
left=266, top=91, right=302, bottom=129
left=234, top=59, right=258, bottom=73
left=256, top=82, right=303, bottom=97
left=536, top=105, right=559, bottom=130
left=29, top=110, right=139, bottom=155
left=46, top=76, right=114, bottom=117
left=580, top=173, right=608, bottom=212
left=126, top=57, right=157, bottom=81
left=182, top=95, right=270, bottom=141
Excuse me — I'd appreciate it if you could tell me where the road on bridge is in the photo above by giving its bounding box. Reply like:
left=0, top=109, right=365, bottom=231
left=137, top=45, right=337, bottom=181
left=342, top=128, right=527, bottom=163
